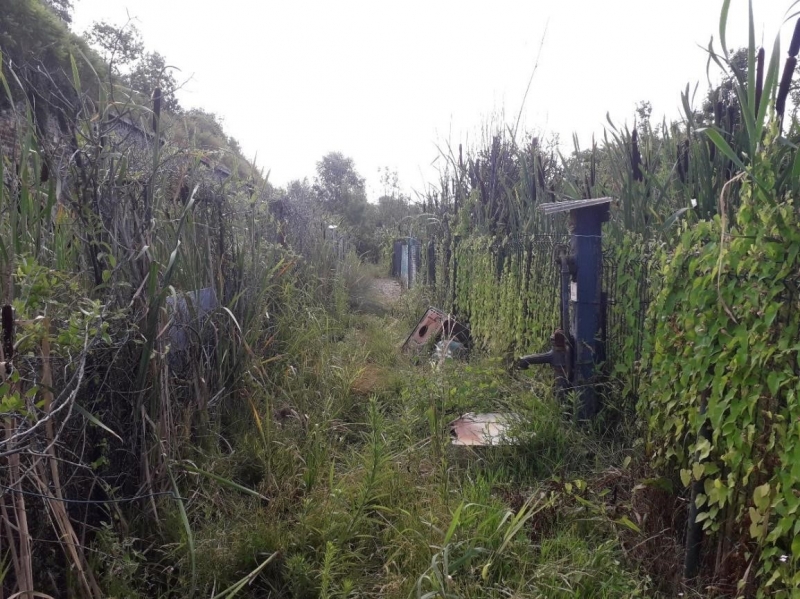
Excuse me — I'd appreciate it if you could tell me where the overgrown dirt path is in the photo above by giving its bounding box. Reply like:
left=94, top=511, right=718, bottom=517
left=351, top=276, right=403, bottom=317
left=369, top=277, right=402, bottom=306
left=185, top=274, right=656, bottom=597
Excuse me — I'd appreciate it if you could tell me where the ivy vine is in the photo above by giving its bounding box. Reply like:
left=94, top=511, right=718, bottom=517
left=642, top=125, right=800, bottom=595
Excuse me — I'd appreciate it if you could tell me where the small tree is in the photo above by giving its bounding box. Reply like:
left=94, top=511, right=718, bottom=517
left=84, top=20, right=181, bottom=112
left=314, top=152, right=368, bottom=227
left=43, top=0, right=74, bottom=23
left=127, top=51, right=181, bottom=112
left=85, top=20, right=144, bottom=70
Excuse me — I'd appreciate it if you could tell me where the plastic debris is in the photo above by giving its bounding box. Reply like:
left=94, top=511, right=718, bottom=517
left=448, top=412, right=518, bottom=446
left=433, top=339, right=466, bottom=361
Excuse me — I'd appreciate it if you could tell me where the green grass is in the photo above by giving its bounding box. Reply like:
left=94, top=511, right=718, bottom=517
left=144, top=278, right=660, bottom=598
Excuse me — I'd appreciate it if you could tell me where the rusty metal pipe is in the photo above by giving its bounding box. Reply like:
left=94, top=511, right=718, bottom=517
left=515, top=350, right=553, bottom=369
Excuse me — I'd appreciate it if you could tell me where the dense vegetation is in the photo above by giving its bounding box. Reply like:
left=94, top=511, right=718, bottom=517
left=1, top=1, right=800, bottom=598
left=408, top=1, right=800, bottom=595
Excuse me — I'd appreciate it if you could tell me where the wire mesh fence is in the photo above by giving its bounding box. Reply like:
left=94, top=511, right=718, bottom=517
left=424, top=232, right=656, bottom=397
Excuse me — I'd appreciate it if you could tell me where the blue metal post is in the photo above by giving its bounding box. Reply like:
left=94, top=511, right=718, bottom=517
left=569, top=204, right=608, bottom=419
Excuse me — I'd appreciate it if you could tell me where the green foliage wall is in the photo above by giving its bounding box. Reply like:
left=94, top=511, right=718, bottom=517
left=450, top=236, right=562, bottom=355
left=443, top=232, right=654, bottom=401
left=642, top=130, right=800, bottom=594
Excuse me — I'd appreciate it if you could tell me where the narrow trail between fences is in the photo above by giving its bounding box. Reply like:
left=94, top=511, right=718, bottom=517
left=369, top=277, right=402, bottom=306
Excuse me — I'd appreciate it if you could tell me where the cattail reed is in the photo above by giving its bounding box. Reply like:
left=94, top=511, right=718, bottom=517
left=755, top=47, right=764, bottom=114
left=682, top=139, right=690, bottom=182
left=536, top=157, right=547, bottom=200
left=1, top=305, right=13, bottom=363
left=776, top=57, right=796, bottom=122
left=631, top=128, right=643, bottom=182
left=677, top=139, right=690, bottom=184
left=727, top=104, right=737, bottom=132
left=580, top=140, right=596, bottom=198
left=152, top=87, right=162, bottom=132
left=774, top=19, right=800, bottom=126
left=790, top=17, right=800, bottom=58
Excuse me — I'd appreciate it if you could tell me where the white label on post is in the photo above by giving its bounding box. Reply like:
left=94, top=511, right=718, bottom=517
left=570, top=281, right=578, bottom=302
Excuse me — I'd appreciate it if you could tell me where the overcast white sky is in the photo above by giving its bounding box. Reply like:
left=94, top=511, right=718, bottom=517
left=71, top=1, right=792, bottom=198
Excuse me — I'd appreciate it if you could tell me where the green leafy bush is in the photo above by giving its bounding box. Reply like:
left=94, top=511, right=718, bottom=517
left=643, top=125, right=800, bottom=595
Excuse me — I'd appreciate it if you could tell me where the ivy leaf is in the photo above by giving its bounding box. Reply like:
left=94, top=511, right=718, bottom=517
left=680, top=469, right=692, bottom=488
left=767, top=371, right=781, bottom=398
left=764, top=303, right=779, bottom=327
left=753, top=483, right=771, bottom=511
left=696, top=438, right=712, bottom=461
left=749, top=507, right=764, bottom=539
